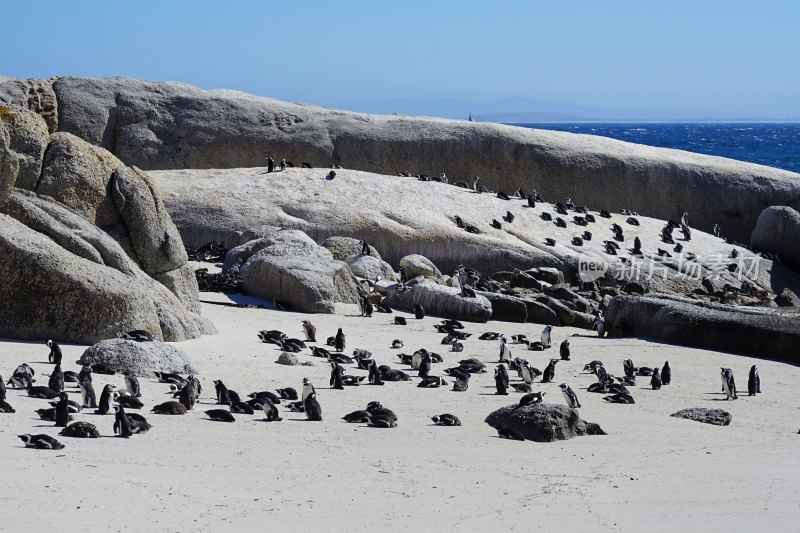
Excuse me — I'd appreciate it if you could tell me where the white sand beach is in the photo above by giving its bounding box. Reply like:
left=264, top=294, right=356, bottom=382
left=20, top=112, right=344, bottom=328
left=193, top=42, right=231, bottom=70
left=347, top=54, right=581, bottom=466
left=1, top=293, right=797, bottom=532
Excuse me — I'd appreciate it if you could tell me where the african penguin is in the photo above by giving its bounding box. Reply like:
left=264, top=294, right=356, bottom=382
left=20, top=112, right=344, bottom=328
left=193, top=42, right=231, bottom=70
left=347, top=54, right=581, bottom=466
left=304, top=390, right=323, bottom=421
left=541, top=326, right=552, bottom=348
left=541, top=359, right=558, bottom=383
left=96, top=385, right=116, bottom=415
left=498, top=337, right=512, bottom=363
left=560, top=383, right=581, bottom=408
left=335, top=328, right=346, bottom=352
left=748, top=365, right=761, bottom=396
left=114, top=404, right=133, bottom=437
left=302, top=320, right=317, bottom=342
left=18, top=434, right=64, bottom=450
left=495, top=364, right=510, bottom=395
left=124, top=373, right=141, bottom=398
left=54, top=392, right=71, bottom=427
left=559, top=339, right=571, bottom=361
left=431, top=414, right=461, bottom=426
left=47, top=340, right=62, bottom=365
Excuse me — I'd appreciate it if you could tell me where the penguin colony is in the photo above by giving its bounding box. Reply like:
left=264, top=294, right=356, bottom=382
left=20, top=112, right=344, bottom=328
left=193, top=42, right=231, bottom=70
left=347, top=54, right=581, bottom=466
left=2, top=308, right=767, bottom=451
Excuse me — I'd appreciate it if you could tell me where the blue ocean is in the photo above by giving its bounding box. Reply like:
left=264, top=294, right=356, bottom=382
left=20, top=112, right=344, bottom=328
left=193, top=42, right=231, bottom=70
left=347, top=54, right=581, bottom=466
left=514, top=123, right=800, bottom=174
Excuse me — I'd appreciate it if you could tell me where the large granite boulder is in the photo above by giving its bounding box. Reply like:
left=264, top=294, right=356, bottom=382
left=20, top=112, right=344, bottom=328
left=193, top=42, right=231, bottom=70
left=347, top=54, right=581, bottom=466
left=150, top=167, right=800, bottom=297
left=383, top=284, right=492, bottom=323
left=0, top=104, right=49, bottom=192
left=0, top=191, right=211, bottom=343
left=400, top=254, right=443, bottom=281
left=671, top=408, right=732, bottom=426
left=485, top=403, right=606, bottom=442
left=751, top=206, right=800, bottom=269
left=345, top=254, right=397, bottom=281
left=79, top=339, right=198, bottom=376
left=475, top=291, right=528, bottom=323
left=605, top=293, right=800, bottom=362
left=322, top=236, right=382, bottom=261
left=240, top=231, right=360, bottom=313
left=27, top=76, right=800, bottom=243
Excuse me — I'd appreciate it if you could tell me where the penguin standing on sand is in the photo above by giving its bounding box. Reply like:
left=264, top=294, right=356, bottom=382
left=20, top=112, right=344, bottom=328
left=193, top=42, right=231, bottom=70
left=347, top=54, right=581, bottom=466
left=498, top=337, right=512, bottom=363
left=721, top=368, right=737, bottom=400
left=124, top=373, right=141, bottom=398
left=302, top=320, right=317, bottom=343
left=368, top=361, right=384, bottom=386
left=559, top=340, right=571, bottom=361
left=418, top=352, right=432, bottom=378
left=650, top=367, right=662, bottom=390
left=414, top=303, right=425, bottom=320
left=78, top=364, right=92, bottom=385
left=54, top=392, right=70, bottom=427
left=330, top=361, right=345, bottom=390
left=49, top=365, right=64, bottom=393
left=560, top=383, right=581, bottom=408
left=748, top=365, right=761, bottom=396
left=302, top=377, right=316, bottom=402
left=661, top=361, right=672, bottom=385
left=214, top=380, right=231, bottom=405
left=114, top=404, right=132, bottom=438
left=304, top=389, right=323, bottom=421
left=80, top=379, right=97, bottom=408
left=541, top=326, right=552, bottom=348
left=334, top=328, right=346, bottom=352
left=495, top=365, right=510, bottom=395
left=178, top=382, right=196, bottom=410
left=96, top=385, right=116, bottom=415
left=541, top=359, right=558, bottom=383
left=263, top=399, right=282, bottom=421
left=47, top=340, right=62, bottom=365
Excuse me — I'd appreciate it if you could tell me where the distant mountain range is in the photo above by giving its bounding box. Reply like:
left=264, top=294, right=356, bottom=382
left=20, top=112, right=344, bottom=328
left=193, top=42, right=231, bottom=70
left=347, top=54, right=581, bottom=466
left=331, top=96, right=799, bottom=123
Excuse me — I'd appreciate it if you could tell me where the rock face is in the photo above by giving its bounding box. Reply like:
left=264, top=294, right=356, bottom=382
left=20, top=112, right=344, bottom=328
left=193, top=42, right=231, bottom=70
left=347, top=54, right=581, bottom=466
left=0, top=104, right=211, bottom=342
left=475, top=291, right=528, bottom=323
left=149, top=167, right=800, bottom=296
left=322, top=236, right=381, bottom=261
left=239, top=230, right=360, bottom=313
left=12, top=76, right=798, bottom=244
left=383, top=284, right=492, bottom=323
left=671, top=408, right=732, bottom=426
left=484, top=403, right=606, bottom=442
left=605, top=293, right=800, bottom=362
left=79, top=339, right=198, bottom=376
left=0, top=191, right=209, bottom=343
left=751, top=206, right=800, bottom=268
left=345, top=254, right=397, bottom=281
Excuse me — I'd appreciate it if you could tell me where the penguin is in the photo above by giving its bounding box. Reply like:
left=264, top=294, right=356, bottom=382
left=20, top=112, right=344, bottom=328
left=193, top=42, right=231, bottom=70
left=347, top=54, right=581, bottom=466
left=276, top=387, right=299, bottom=400
left=151, top=401, right=187, bottom=415
left=0, top=376, right=6, bottom=402
left=48, top=364, right=64, bottom=393
left=431, top=414, right=462, bottom=426
left=480, top=332, right=502, bottom=341
left=452, top=379, right=468, bottom=392
left=114, top=394, right=143, bottom=410
left=495, top=364, right=510, bottom=395
left=650, top=367, right=662, bottom=390
left=330, top=361, right=345, bottom=390
left=114, top=404, right=133, bottom=437
left=304, top=390, right=323, bottom=421
left=18, top=434, right=65, bottom=450
left=391, top=339, right=404, bottom=349
left=418, top=352, right=432, bottom=378
left=496, top=427, right=526, bottom=441
left=560, top=383, right=581, bottom=408
left=214, top=380, right=231, bottom=405
left=60, top=421, right=101, bottom=438
left=623, top=358, right=636, bottom=379
left=78, top=364, right=92, bottom=384
left=559, top=339, right=571, bottom=361
left=411, top=349, right=427, bottom=370
left=368, top=361, right=384, bottom=386
left=594, top=314, right=606, bottom=338
left=498, top=337, right=512, bottom=363
left=262, top=399, right=282, bottom=421
left=54, top=392, right=70, bottom=427
left=395, top=316, right=407, bottom=325
left=188, top=375, right=201, bottom=398
left=302, top=320, right=317, bottom=342
left=178, top=382, right=196, bottom=410
left=413, top=303, right=425, bottom=320
left=418, top=376, right=447, bottom=388
left=514, top=392, right=545, bottom=410
left=96, top=385, right=116, bottom=414
left=205, top=409, right=236, bottom=422
left=720, top=368, right=737, bottom=400
left=712, top=224, right=722, bottom=238
left=365, top=414, right=397, bottom=428
left=124, top=373, right=141, bottom=398
left=511, top=383, right=532, bottom=393
left=47, top=340, right=62, bottom=365
left=541, top=359, right=558, bottom=383
left=335, top=328, right=346, bottom=352
left=80, top=379, right=97, bottom=408
left=661, top=361, right=672, bottom=385
left=527, top=195, right=536, bottom=208
left=603, top=393, right=636, bottom=404
left=302, top=377, right=316, bottom=402
left=541, top=326, right=552, bottom=348
left=748, top=365, right=761, bottom=396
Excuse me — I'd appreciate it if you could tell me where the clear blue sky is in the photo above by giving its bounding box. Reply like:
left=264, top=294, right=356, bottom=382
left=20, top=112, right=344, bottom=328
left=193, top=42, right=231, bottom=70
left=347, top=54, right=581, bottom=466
left=2, top=0, right=798, bottom=116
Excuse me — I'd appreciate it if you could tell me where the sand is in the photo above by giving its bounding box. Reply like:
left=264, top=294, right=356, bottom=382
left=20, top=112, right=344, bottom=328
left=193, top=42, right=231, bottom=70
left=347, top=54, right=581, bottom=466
left=1, top=291, right=798, bottom=532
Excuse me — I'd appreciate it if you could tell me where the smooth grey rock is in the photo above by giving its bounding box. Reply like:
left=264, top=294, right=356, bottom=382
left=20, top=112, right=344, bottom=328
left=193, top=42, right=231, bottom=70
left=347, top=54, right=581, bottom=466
left=0, top=104, right=48, bottom=191
left=400, top=254, right=443, bottom=281
left=275, top=352, right=299, bottom=366
left=322, top=236, right=382, bottom=261
left=0, top=191, right=209, bottom=343
left=520, top=298, right=561, bottom=325
left=383, top=284, right=492, bottom=323
left=671, top=408, right=732, bottom=426
left=47, top=76, right=800, bottom=243
left=223, top=238, right=274, bottom=276
left=345, top=254, right=397, bottom=281
left=605, top=293, right=800, bottom=362
left=475, top=291, right=528, bottom=323
left=484, top=403, right=606, bottom=442
left=751, top=206, right=800, bottom=268
left=79, top=339, right=197, bottom=376
left=241, top=232, right=360, bottom=313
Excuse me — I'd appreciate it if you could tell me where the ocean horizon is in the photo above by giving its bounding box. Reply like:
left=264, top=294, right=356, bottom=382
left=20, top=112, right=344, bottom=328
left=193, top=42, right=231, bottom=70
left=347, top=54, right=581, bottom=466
left=512, top=122, right=800, bottom=173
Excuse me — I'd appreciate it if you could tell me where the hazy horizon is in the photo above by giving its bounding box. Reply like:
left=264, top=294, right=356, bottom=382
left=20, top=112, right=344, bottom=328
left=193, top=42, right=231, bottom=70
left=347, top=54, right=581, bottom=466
left=2, top=0, right=798, bottom=119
